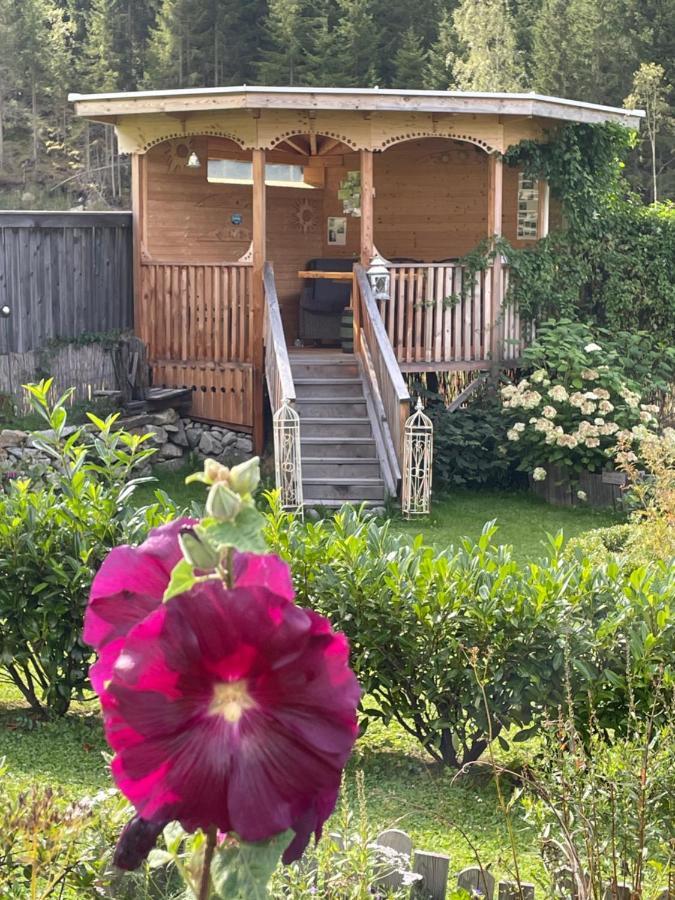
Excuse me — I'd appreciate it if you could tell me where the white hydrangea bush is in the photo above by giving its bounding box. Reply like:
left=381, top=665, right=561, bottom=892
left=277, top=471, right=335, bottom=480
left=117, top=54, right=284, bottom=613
left=501, top=341, right=660, bottom=480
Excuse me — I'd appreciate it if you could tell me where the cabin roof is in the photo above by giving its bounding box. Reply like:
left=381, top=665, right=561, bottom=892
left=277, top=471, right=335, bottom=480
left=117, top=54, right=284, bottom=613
left=69, top=85, right=644, bottom=129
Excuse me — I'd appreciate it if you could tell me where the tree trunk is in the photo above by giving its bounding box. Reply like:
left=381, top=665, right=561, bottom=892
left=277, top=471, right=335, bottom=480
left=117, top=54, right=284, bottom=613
left=0, top=86, right=4, bottom=171
left=31, top=76, right=38, bottom=165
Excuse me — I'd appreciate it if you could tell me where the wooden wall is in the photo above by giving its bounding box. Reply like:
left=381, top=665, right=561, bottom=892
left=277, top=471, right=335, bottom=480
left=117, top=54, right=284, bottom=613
left=142, top=136, right=532, bottom=342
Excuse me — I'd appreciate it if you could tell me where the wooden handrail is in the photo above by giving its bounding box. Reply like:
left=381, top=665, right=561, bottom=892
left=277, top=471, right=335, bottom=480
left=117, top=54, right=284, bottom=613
left=263, top=261, right=295, bottom=410
left=353, top=264, right=410, bottom=483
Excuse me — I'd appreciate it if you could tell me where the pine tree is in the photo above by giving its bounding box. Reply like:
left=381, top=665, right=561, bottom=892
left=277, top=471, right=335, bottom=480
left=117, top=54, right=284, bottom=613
left=257, top=0, right=318, bottom=86
left=393, top=28, right=427, bottom=89
left=424, top=11, right=458, bottom=90
left=145, top=0, right=210, bottom=88
left=452, top=0, right=526, bottom=91
left=333, top=0, right=379, bottom=87
left=0, top=1, right=17, bottom=171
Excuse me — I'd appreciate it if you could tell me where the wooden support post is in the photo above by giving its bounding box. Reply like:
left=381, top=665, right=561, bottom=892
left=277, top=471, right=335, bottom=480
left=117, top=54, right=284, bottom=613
left=537, top=178, right=550, bottom=239
left=487, top=153, right=504, bottom=369
left=130, top=153, right=146, bottom=341
left=360, top=149, right=374, bottom=267
left=252, top=148, right=266, bottom=455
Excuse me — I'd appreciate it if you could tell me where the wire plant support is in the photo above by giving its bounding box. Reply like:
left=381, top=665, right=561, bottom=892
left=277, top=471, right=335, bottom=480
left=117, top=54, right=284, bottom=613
left=273, top=398, right=304, bottom=514
left=402, top=397, right=433, bottom=519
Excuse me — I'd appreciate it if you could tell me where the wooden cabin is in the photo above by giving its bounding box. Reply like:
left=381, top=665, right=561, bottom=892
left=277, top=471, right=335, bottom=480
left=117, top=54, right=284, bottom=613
left=70, top=87, right=642, bottom=506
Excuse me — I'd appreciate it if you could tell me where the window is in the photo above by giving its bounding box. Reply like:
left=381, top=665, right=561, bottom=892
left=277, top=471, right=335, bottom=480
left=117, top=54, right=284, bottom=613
left=207, top=159, right=314, bottom=188
left=517, top=173, right=539, bottom=239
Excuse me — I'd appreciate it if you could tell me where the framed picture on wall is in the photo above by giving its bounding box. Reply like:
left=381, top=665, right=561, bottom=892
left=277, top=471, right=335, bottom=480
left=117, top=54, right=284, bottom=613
left=327, top=216, right=347, bottom=246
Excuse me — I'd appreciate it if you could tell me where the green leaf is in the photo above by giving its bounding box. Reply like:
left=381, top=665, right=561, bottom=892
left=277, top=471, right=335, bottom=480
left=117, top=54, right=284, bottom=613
left=164, top=559, right=197, bottom=601
left=204, top=505, right=267, bottom=553
left=210, top=831, right=292, bottom=900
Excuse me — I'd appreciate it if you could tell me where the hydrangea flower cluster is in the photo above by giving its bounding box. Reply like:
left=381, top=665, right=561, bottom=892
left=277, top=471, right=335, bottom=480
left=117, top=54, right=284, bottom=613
left=84, top=457, right=360, bottom=898
left=501, top=341, right=661, bottom=480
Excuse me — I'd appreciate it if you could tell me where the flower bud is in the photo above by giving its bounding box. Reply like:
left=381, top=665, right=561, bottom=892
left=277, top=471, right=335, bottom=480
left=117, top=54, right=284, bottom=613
left=206, top=482, right=243, bottom=521
left=179, top=526, right=220, bottom=570
left=204, top=458, right=231, bottom=484
left=113, top=815, right=166, bottom=871
left=227, top=456, right=260, bottom=495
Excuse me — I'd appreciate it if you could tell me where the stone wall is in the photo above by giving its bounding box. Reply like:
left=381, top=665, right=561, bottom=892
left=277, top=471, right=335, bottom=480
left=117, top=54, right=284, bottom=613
left=0, top=408, right=253, bottom=476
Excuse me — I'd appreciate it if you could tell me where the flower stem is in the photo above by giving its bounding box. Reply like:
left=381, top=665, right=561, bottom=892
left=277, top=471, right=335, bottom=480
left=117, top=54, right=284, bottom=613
left=198, top=825, right=217, bottom=900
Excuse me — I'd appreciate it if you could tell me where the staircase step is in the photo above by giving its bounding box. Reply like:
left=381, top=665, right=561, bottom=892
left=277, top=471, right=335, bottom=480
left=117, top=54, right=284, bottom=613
left=300, top=437, right=377, bottom=459
left=294, top=378, right=364, bottom=399
left=300, top=417, right=372, bottom=438
left=296, top=398, right=367, bottom=418
left=303, top=458, right=381, bottom=479
left=291, top=361, right=359, bottom=379
left=302, top=477, right=385, bottom=502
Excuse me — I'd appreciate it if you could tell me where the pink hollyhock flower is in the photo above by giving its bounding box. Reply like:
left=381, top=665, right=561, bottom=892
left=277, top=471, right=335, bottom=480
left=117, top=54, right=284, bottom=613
left=83, top=518, right=294, bottom=694
left=85, top=526, right=359, bottom=869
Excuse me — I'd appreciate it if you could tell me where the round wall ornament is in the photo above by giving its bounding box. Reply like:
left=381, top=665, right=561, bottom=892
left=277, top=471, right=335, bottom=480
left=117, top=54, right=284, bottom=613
left=294, top=197, right=318, bottom=233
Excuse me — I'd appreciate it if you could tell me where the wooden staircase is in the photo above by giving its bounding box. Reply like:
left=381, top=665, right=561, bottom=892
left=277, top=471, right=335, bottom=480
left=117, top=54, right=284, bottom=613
left=290, top=351, right=387, bottom=507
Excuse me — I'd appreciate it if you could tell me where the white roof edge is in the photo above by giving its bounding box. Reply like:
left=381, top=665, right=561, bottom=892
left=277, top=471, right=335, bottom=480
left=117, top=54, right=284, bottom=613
left=68, top=85, right=645, bottom=122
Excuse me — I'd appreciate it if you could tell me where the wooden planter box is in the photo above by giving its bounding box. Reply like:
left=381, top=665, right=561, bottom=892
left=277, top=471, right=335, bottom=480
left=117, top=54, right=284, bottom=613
left=529, top=464, right=627, bottom=509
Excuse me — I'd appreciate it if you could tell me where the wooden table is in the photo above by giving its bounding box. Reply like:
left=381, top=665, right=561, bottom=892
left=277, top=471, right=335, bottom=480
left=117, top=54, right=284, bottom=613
left=297, top=270, right=354, bottom=281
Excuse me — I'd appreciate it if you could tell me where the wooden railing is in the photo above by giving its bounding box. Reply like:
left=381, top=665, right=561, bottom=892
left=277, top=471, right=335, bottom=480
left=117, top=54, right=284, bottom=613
left=383, top=262, right=522, bottom=368
left=139, top=260, right=253, bottom=426
left=263, top=261, right=295, bottom=412
left=353, top=264, right=410, bottom=490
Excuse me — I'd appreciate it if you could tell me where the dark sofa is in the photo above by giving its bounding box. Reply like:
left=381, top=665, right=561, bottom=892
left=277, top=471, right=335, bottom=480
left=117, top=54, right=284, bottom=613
left=298, top=258, right=354, bottom=343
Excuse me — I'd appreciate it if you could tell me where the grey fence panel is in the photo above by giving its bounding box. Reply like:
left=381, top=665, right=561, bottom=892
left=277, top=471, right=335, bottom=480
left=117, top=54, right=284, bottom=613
left=0, top=211, right=133, bottom=353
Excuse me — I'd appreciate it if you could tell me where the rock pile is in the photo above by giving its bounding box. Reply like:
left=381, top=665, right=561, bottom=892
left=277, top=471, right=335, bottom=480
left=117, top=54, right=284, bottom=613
left=0, top=408, right=253, bottom=475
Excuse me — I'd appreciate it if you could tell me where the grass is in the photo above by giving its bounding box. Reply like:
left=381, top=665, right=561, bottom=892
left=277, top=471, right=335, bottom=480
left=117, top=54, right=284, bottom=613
left=0, top=679, right=542, bottom=888
left=0, top=478, right=617, bottom=894
left=395, top=487, right=622, bottom=560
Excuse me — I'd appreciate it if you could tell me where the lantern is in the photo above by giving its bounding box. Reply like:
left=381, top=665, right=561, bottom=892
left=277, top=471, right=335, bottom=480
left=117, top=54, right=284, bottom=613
left=402, top=398, right=433, bottom=519
left=273, top=399, right=303, bottom=513
left=367, top=253, right=390, bottom=301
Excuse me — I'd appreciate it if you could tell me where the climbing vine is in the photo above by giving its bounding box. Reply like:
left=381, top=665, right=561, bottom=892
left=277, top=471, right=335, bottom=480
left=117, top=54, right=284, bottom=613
left=456, top=123, right=675, bottom=344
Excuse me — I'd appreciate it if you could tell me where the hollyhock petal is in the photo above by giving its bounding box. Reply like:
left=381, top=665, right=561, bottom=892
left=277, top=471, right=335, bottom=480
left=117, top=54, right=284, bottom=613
left=98, top=572, right=359, bottom=849
left=233, top=552, right=294, bottom=601
left=84, top=517, right=195, bottom=653
left=282, top=788, right=338, bottom=864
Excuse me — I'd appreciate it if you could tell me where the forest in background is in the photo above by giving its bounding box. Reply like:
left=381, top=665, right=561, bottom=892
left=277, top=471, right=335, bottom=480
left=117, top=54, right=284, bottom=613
left=0, top=0, right=673, bottom=209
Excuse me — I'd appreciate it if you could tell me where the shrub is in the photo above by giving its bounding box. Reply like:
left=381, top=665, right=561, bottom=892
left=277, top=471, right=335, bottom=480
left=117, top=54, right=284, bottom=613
left=429, top=390, right=516, bottom=489
left=265, top=497, right=675, bottom=767
left=266, top=500, right=570, bottom=768
left=501, top=320, right=660, bottom=481
left=0, top=381, right=176, bottom=716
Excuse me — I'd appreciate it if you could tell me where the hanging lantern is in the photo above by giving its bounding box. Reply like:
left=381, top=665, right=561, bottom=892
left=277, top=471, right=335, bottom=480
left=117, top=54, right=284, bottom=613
left=367, top=253, right=390, bottom=301
left=273, top=399, right=304, bottom=513
left=402, top=398, right=433, bottom=519
left=186, top=151, right=201, bottom=169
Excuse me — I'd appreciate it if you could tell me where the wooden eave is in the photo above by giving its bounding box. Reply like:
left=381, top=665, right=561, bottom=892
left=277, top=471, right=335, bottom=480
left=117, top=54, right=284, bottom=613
left=69, top=86, right=645, bottom=130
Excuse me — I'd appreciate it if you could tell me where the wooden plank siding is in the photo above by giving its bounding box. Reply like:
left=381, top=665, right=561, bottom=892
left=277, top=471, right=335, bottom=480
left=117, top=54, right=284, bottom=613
left=0, top=212, right=132, bottom=353
left=139, top=261, right=254, bottom=428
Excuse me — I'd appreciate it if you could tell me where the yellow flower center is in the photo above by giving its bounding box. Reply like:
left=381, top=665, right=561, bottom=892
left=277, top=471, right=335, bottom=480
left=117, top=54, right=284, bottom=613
left=208, top=680, right=256, bottom=723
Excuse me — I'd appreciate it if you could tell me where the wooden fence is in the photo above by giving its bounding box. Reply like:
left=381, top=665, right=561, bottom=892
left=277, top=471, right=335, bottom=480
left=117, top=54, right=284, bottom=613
left=138, top=260, right=254, bottom=427
left=0, top=211, right=133, bottom=354
left=370, top=829, right=672, bottom=899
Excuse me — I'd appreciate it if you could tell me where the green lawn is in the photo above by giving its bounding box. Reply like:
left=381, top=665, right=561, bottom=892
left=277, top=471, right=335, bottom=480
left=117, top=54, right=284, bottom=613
left=396, top=487, right=621, bottom=560
left=0, top=481, right=617, bottom=894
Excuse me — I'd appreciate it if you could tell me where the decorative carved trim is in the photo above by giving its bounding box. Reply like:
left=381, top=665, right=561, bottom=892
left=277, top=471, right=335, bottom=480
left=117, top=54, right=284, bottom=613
left=266, top=130, right=360, bottom=151
left=376, top=131, right=496, bottom=153
left=141, top=129, right=247, bottom=153
left=237, top=241, right=254, bottom=263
